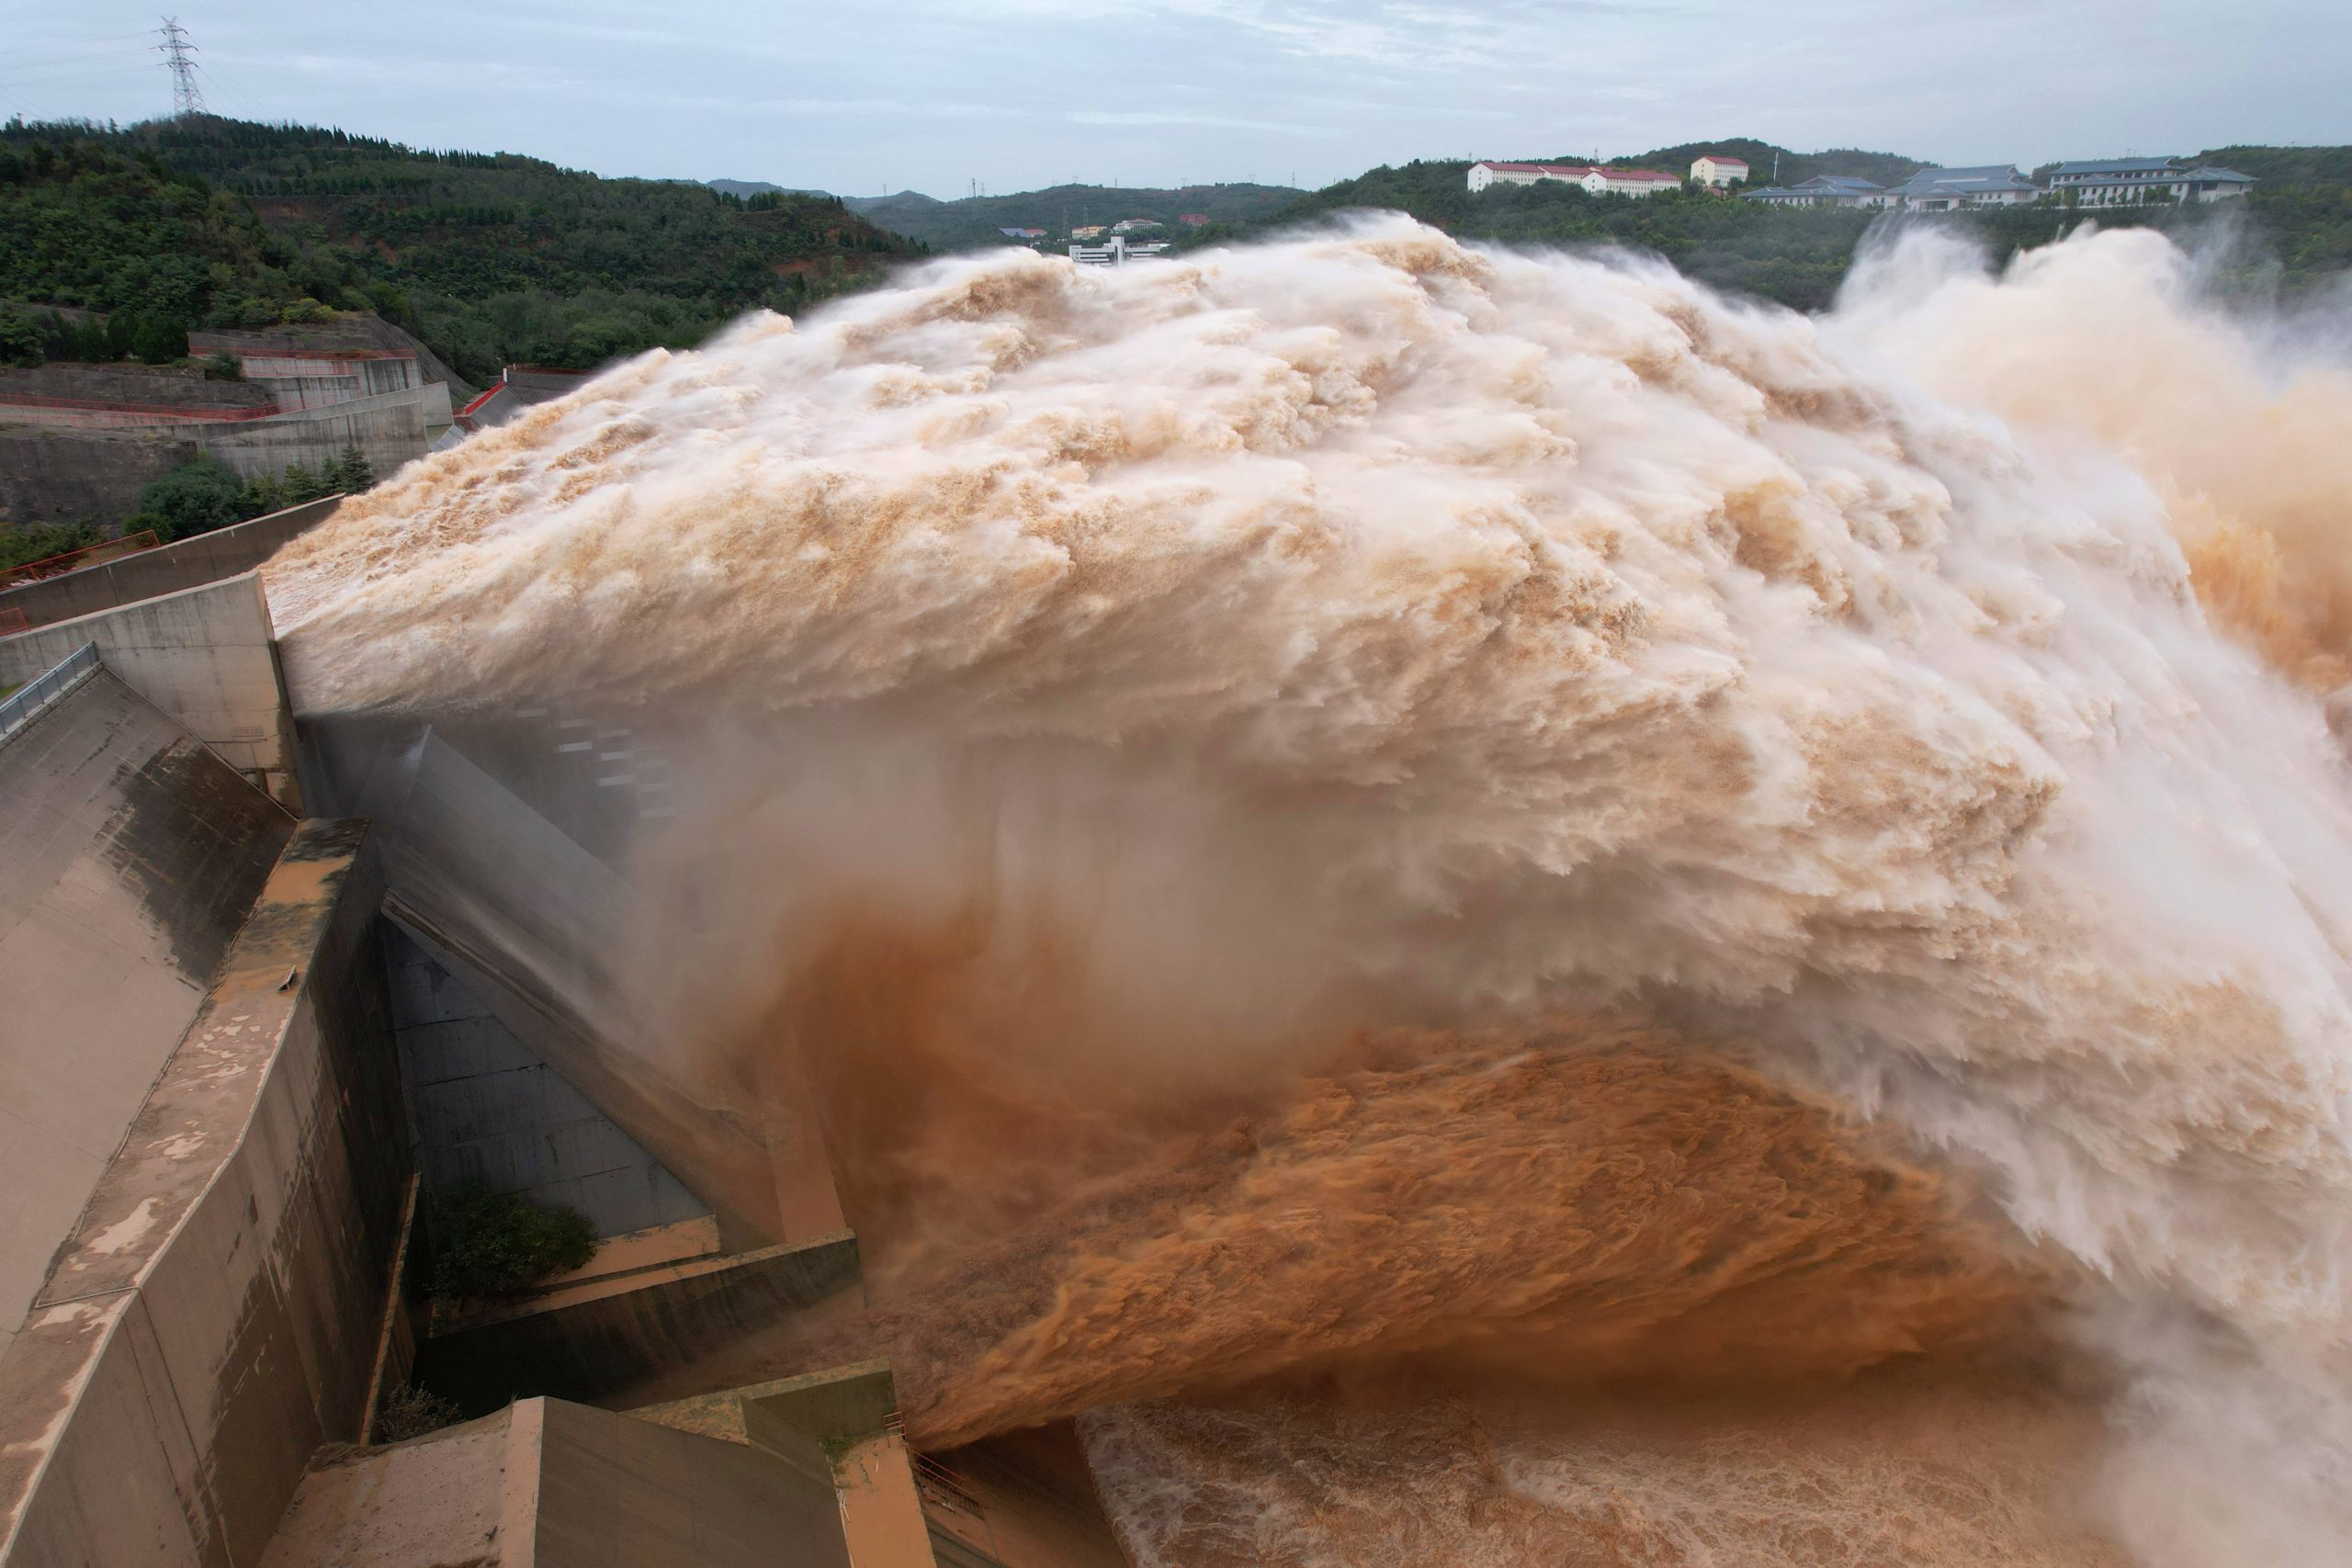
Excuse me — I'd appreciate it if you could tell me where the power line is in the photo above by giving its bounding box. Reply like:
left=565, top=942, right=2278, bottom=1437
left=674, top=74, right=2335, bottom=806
left=154, top=17, right=203, bottom=118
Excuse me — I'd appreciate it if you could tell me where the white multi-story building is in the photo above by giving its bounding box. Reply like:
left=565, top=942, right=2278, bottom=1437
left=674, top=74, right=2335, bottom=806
left=1690, top=155, right=1749, bottom=187
left=2047, top=158, right=2256, bottom=206
left=1465, top=161, right=1680, bottom=197
left=1588, top=167, right=1680, bottom=197
left=1467, top=161, right=1600, bottom=192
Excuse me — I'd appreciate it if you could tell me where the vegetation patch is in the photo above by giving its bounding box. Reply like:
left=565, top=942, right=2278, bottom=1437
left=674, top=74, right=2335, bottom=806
left=427, top=1185, right=598, bottom=1301
left=372, top=1382, right=463, bottom=1444
left=1, top=116, right=923, bottom=383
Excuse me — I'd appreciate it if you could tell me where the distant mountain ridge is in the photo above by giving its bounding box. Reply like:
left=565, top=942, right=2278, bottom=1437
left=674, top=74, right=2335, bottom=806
left=841, top=181, right=1300, bottom=251
left=706, top=178, right=831, bottom=199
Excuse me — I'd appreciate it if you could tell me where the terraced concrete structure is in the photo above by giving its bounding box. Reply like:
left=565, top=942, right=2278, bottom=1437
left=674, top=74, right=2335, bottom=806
left=0, top=530, right=1125, bottom=1566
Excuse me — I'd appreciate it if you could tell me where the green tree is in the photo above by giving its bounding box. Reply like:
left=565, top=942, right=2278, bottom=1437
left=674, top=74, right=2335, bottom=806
left=0, top=305, right=41, bottom=367
left=130, top=314, right=187, bottom=364
left=238, top=469, right=286, bottom=518
left=323, top=442, right=375, bottom=493
left=131, top=458, right=246, bottom=540
left=278, top=460, right=327, bottom=504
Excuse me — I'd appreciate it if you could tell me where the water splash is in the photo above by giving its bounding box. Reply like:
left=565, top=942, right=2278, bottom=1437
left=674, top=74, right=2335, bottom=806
left=269, top=216, right=2352, bottom=1564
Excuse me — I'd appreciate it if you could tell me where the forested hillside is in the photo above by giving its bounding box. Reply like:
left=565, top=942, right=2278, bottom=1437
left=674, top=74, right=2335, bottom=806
left=846, top=181, right=1298, bottom=251
left=0, top=116, right=923, bottom=382
left=1620, top=138, right=1923, bottom=187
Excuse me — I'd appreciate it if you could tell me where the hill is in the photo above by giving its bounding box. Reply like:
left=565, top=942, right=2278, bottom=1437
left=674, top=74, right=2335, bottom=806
left=706, top=178, right=827, bottom=199
left=1198, top=144, right=2352, bottom=312
left=846, top=181, right=1299, bottom=251
left=0, top=117, right=922, bottom=383
left=1619, top=138, right=1923, bottom=188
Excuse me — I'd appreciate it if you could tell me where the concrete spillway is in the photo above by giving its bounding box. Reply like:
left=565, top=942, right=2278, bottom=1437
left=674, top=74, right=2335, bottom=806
left=325, top=721, right=842, bottom=1247
left=0, top=660, right=294, bottom=1362
left=0, top=521, right=1129, bottom=1568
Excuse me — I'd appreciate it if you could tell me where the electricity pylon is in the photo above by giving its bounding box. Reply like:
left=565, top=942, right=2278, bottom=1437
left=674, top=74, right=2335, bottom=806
left=155, top=17, right=205, bottom=119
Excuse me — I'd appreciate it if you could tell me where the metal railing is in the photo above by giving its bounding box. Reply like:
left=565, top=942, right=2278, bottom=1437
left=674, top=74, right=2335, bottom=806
left=0, top=530, right=161, bottom=590
left=0, top=642, right=99, bottom=746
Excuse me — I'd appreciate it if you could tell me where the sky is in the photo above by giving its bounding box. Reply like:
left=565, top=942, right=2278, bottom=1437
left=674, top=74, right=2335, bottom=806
left=4, top=0, right=2346, bottom=197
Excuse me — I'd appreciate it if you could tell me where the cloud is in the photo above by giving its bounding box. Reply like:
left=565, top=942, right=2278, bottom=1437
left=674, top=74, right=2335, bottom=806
left=1069, top=109, right=1342, bottom=136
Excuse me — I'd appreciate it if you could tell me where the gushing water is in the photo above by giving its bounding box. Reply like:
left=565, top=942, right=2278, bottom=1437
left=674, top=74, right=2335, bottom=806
left=268, top=216, right=2352, bottom=1565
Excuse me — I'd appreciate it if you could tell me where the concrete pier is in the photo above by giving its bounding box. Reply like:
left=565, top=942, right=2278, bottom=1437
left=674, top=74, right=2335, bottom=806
left=0, top=820, right=407, bottom=1567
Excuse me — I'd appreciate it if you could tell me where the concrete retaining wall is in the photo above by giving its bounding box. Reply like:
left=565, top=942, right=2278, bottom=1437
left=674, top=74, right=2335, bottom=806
left=344, top=729, right=828, bottom=1243
left=418, top=1235, right=863, bottom=1416
left=192, top=385, right=445, bottom=482
left=0, top=499, right=342, bottom=633
left=386, top=922, right=707, bottom=1239
left=257, top=1398, right=854, bottom=1568
left=0, top=573, right=299, bottom=805
left=0, top=426, right=200, bottom=525
left=533, top=1396, right=853, bottom=1568
left=0, top=668, right=296, bottom=1364
left=0, top=820, right=410, bottom=1568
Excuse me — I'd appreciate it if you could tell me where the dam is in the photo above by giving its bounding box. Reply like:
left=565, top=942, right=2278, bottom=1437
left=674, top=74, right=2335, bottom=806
left=0, top=497, right=1122, bottom=1568
left=8, top=220, right=2352, bottom=1568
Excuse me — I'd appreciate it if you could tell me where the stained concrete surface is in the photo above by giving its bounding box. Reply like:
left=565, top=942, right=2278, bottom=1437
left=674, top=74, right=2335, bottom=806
left=258, top=1412, right=510, bottom=1568
left=0, top=820, right=407, bottom=1568
left=335, top=727, right=834, bottom=1244
left=386, top=921, right=707, bottom=1239
left=0, top=425, right=201, bottom=525
left=0, top=573, right=300, bottom=805
left=0, top=666, right=293, bottom=1365
left=922, top=1427, right=1130, bottom=1568
left=263, top=1397, right=858, bottom=1568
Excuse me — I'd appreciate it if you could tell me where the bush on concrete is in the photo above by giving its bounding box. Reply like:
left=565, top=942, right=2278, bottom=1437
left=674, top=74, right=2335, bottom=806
left=428, top=1186, right=597, bottom=1301
left=372, top=1382, right=462, bottom=1444
left=127, top=457, right=245, bottom=541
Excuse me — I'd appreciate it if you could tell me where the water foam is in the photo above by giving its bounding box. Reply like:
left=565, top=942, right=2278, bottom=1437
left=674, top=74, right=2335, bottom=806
left=268, top=216, right=2352, bottom=1564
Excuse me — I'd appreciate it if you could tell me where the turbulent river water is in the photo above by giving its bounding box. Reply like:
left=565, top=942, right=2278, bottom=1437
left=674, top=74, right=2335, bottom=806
left=268, top=215, right=2352, bottom=1566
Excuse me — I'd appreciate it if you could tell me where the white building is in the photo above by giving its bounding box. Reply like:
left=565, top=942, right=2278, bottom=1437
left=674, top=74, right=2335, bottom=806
left=1467, top=161, right=1599, bottom=192
left=1110, top=217, right=1164, bottom=233
left=1587, top=167, right=1680, bottom=197
left=2047, top=158, right=2256, bottom=206
left=1069, top=235, right=1170, bottom=266
left=1690, top=155, right=1749, bottom=187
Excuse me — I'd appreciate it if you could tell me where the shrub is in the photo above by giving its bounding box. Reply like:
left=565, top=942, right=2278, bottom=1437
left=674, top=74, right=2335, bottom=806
left=373, top=1382, right=462, bottom=1444
left=0, top=306, right=42, bottom=367
left=130, top=313, right=187, bottom=364
left=427, top=1187, right=597, bottom=1301
left=200, top=351, right=242, bottom=380
left=0, top=519, right=99, bottom=571
left=132, top=458, right=245, bottom=540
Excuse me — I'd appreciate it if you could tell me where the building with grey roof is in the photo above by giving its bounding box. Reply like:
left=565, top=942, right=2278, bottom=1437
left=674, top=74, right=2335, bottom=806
left=1883, top=165, right=2041, bottom=209
left=2049, top=157, right=2256, bottom=207
left=1742, top=175, right=1890, bottom=209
